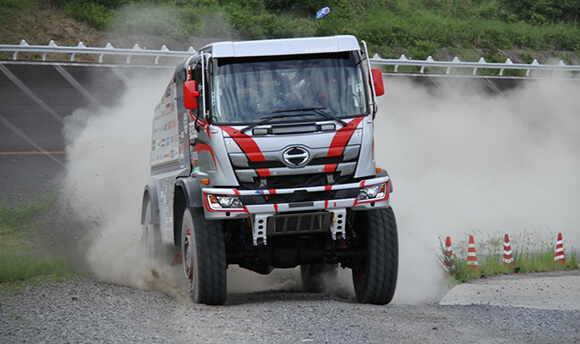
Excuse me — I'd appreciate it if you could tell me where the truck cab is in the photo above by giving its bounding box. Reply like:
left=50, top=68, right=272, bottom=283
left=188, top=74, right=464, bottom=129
left=141, top=35, right=397, bottom=305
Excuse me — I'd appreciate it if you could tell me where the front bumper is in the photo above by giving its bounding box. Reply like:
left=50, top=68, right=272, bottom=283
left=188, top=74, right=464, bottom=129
left=202, top=175, right=390, bottom=220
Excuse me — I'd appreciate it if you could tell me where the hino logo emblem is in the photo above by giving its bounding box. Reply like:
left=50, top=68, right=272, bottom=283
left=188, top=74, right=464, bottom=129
left=283, top=146, right=309, bottom=167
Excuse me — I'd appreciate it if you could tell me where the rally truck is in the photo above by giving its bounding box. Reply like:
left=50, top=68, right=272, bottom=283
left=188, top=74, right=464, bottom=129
left=141, top=35, right=398, bottom=305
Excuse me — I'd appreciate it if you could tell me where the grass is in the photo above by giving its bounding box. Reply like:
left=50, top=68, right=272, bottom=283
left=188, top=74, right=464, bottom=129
left=0, top=195, right=76, bottom=294
left=439, top=230, right=579, bottom=284
left=2, top=0, right=578, bottom=66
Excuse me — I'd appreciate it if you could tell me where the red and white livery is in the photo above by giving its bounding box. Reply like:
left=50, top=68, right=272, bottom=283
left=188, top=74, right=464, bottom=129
left=141, top=35, right=398, bottom=305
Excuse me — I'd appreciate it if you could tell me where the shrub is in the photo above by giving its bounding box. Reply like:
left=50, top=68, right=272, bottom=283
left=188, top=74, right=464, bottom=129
left=502, top=0, right=580, bottom=25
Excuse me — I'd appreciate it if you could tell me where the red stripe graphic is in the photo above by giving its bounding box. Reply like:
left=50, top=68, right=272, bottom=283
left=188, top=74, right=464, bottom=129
left=220, top=126, right=266, bottom=162
left=324, top=164, right=337, bottom=173
left=194, top=143, right=217, bottom=169
left=328, top=117, right=364, bottom=157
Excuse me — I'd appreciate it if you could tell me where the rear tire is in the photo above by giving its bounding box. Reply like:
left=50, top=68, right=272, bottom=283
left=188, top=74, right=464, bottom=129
left=301, top=264, right=338, bottom=293
left=181, top=207, right=227, bottom=305
left=351, top=207, right=398, bottom=305
left=142, top=199, right=171, bottom=262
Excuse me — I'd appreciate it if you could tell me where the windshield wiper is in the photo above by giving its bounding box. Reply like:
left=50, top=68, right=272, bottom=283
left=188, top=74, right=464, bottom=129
left=272, top=107, right=347, bottom=126
left=240, top=113, right=307, bottom=133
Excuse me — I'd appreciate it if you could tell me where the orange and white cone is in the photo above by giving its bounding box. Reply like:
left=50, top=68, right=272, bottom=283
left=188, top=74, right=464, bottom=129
left=502, top=233, right=514, bottom=267
left=444, top=236, right=456, bottom=273
left=467, top=234, right=479, bottom=272
left=554, top=232, right=565, bottom=264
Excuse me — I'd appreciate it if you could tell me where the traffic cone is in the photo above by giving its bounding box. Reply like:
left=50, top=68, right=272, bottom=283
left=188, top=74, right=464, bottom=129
left=554, top=232, right=565, bottom=264
left=444, top=236, right=456, bottom=273
left=467, top=235, right=479, bottom=271
left=502, top=233, right=514, bottom=267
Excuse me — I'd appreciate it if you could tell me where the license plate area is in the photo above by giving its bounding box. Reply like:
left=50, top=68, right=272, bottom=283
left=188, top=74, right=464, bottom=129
left=267, top=212, right=332, bottom=236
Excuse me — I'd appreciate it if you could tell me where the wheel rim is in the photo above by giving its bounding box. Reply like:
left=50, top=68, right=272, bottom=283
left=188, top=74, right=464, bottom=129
left=183, top=229, right=194, bottom=282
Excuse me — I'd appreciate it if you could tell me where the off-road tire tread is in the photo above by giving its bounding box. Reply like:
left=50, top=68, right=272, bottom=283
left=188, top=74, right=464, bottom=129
left=353, top=207, right=398, bottom=305
left=185, top=208, right=227, bottom=305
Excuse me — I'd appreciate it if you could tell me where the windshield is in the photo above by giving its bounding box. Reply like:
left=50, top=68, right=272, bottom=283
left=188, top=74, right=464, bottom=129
left=210, top=52, right=368, bottom=125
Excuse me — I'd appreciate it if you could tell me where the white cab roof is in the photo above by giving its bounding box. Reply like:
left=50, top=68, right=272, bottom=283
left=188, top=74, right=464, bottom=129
left=205, top=35, right=360, bottom=58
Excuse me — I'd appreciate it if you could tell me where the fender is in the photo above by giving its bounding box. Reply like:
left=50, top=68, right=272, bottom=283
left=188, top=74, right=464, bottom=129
left=175, top=176, right=204, bottom=208
left=141, top=182, right=160, bottom=225
left=173, top=177, right=203, bottom=245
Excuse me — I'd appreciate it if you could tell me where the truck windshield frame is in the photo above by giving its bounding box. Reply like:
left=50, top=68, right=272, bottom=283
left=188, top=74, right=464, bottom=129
left=209, top=51, right=369, bottom=125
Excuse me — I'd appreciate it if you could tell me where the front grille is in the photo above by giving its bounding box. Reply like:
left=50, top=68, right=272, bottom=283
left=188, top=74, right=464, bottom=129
left=228, top=140, right=361, bottom=190
left=238, top=173, right=358, bottom=190
left=267, top=212, right=332, bottom=235
left=246, top=156, right=344, bottom=169
left=240, top=187, right=359, bottom=205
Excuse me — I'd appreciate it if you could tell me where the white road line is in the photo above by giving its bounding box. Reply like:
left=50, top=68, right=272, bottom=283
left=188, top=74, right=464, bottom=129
left=0, top=64, right=63, bottom=124
left=54, top=65, right=103, bottom=109
left=111, top=66, right=129, bottom=86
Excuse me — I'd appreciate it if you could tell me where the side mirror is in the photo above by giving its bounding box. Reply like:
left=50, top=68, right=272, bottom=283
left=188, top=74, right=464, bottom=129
left=183, top=80, right=200, bottom=110
left=371, top=68, right=385, bottom=96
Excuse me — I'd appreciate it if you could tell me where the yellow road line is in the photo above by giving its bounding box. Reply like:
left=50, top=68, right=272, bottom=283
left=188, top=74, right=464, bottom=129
left=0, top=151, right=66, bottom=155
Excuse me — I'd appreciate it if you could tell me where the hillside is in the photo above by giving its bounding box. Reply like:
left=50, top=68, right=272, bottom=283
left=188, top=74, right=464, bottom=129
left=1, top=0, right=579, bottom=64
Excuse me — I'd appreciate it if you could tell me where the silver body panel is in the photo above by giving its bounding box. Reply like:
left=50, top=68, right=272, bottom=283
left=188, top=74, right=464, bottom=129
left=206, top=35, right=360, bottom=58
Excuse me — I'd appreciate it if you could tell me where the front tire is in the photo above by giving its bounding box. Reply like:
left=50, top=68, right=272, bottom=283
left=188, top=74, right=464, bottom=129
left=181, top=207, right=227, bottom=305
left=352, top=207, right=398, bottom=305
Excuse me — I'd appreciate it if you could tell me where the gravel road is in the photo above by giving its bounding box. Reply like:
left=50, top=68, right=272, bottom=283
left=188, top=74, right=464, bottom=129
left=1, top=271, right=579, bottom=343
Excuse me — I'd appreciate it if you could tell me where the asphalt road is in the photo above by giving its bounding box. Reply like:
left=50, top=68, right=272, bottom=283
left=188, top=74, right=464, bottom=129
left=0, top=62, right=169, bottom=205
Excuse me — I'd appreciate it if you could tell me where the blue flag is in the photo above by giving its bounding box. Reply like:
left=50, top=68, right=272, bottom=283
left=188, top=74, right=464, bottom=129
left=316, top=7, right=330, bottom=19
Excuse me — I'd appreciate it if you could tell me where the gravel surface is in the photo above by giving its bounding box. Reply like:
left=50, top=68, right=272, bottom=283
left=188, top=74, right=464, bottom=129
left=1, top=272, right=579, bottom=343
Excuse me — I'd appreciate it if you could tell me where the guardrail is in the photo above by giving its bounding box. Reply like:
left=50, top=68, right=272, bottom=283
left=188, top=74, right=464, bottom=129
left=0, top=40, right=196, bottom=65
left=1, top=40, right=579, bottom=77
left=371, top=54, right=580, bottom=77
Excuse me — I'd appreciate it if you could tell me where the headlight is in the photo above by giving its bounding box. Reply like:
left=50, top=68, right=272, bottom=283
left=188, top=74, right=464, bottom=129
left=207, top=195, right=244, bottom=210
left=357, top=183, right=387, bottom=201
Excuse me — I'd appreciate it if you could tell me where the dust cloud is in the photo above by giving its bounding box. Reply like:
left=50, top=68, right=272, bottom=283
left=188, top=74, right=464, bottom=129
left=57, top=67, right=305, bottom=298
left=54, top=2, right=241, bottom=300
left=55, top=3, right=277, bottom=300
left=56, top=51, right=579, bottom=304
left=375, top=76, right=580, bottom=304
left=59, top=69, right=185, bottom=296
